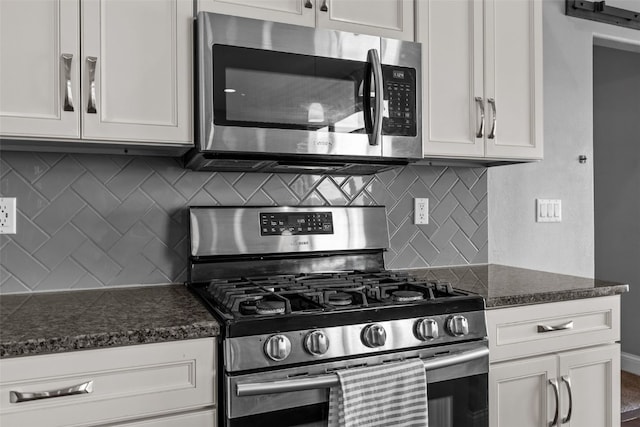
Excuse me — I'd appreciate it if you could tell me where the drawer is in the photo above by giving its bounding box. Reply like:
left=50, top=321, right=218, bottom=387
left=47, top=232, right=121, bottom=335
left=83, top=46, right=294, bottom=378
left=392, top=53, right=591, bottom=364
left=487, top=295, right=620, bottom=362
left=0, top=338, right=216, bottom=427
left=117, top=409, right=215, bottom=426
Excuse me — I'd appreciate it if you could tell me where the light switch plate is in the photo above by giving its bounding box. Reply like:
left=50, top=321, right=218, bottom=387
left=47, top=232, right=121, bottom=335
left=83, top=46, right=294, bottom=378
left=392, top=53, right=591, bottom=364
left=536, top=199, right=561, bottom=223
left=0, top=197, right=17, bottom=234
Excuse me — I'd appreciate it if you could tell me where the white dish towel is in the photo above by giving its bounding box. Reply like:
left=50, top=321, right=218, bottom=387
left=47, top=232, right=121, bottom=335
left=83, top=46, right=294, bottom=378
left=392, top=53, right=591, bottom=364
left=328, top=358, right=428, bottom=427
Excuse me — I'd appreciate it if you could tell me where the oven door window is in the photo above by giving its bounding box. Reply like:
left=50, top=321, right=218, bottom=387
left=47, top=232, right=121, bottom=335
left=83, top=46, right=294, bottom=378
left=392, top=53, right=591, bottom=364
left=227, top=374, right=487, bottom=427
left=212, top=45, right=370, bottom=135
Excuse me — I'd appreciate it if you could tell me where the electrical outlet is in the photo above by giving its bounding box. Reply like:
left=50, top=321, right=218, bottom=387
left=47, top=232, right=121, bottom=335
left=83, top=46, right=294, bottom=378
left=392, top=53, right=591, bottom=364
left=414, top=198, right=429, bottom=225
left=0, top=197, right=17, bottom=234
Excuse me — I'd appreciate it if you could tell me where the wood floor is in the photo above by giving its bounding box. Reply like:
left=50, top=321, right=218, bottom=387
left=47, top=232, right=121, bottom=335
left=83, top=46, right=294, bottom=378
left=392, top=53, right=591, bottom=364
left=623, top=370, right=640, bottom=426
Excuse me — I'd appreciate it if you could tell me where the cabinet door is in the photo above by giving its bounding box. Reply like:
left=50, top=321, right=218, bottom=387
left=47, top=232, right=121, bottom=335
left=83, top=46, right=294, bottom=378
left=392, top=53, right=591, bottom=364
left=484, top=0, right=543, bottom=159
left=81, top=0, right=192, bottom=144
left=0, top=0, right=80, bottom=138
left=316, top=0, right=414, bottom=41
left=489, top=355, right=557, bottom=427
left=197, top=0, right=315, bottom=27
left=558, top=344, right=620, bottom=427
left=417, top=0, right=485, bottom=157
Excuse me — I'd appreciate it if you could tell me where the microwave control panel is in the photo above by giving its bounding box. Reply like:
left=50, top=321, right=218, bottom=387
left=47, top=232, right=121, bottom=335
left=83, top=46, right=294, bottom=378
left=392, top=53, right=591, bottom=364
left=260, top=212, right=334, bottom=236
left=382, top=66, right=417, bottom=137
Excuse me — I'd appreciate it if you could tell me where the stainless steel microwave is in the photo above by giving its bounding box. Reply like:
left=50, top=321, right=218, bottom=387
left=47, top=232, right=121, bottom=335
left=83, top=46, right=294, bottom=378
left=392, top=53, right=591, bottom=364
left=185, top=12, right=422, bottom=175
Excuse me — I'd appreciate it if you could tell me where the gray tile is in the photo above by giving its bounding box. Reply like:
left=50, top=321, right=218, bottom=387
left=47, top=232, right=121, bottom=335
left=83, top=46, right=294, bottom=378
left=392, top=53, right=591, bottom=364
left=316, top=178, right=349, bottom=205
left=366, top=177, right=397, bottom=208
left=387, top=244, right=420, bottom=270
left=143, top=157, right=185, bottom=185
left=472, top=242, right=488, bottom=264
left=106, top=189, right=154, bottom=233
left=0, top=171, right=48, bottom=217
left=350, top=191, right=376, bottom=206
left=388, top=193, right=413, bottom=227
left=431, top=193, right=458, bottom=226
left=33, top=190, right=85, bottom=235
left=470, top=194, right=488, bottom=224
left=388, top=167, right=417, bottom=199
left=232, top=173, right=270, bottom=200
left=2, top=152, right=50, bottom=183
left=173, top=171, right=212, bottom=200
left=106, top=158, right=153, bottom=200
left=107, top=254, right=157, bottom=286
left=74, top=154, right=122, bottom=183
left=72, top=240, right=121, bottom=283
left=430, top=218, right=459, bottom=250
left=431, top=168, right=458, bottom=199
left=375, top=168, right=399, bottom=186
left=71, top=206, right=121, bottom=251
left=300, top=190, right=327, bottom=205
left=0, top=275, right=31, bottom=294
left=453, top=167, right=481, bottom=188
left=262, top=175, right=300, bottom=205
left=12, top=210, right=48, bottom=253
left=34, top=259, right=85, bottom=291
left=140, top=174, right=187, bottom=212
left=71, top=173, right=120, bottom=217
left=451, top=231, right=479, bottom=263
left=451, top=180, right=478, bottom=213
left=470, top=171, right=487, bottom=201
left=107, top=223, right=154, bottom=267
left=409, top=233, right=439, bottom=264
left=33, top=156, right=85, bottom=201
left=142, top=238, right=184, bottom=277
left=71, top=274, right=105, bottom=290
left=470, top=219, right=488, bottom=250
left=289, top=175, right=324, bottom=199
left=245, top=189, right=275, bottom=205
left=2, top=241, right=49, bottom=288
left=433, top=243, right=460, bottom=266
left=451, top=205, right=479, bottom=237
left=203, top=175, right=244, bottom=205
left=33, top=223, right=85, bottom=270
left=407, top=179, right=435, bottom=201
left=341, top=176, right=372, bottom=198
left=0, top=157, right=10, bottom=178
left=38, top=152, right=65, bottom=166
left=187, top=190, right=218, bottom=207
left=389, top=219, right=417, bottom=252
left=412, top=165, right=445, bottom=188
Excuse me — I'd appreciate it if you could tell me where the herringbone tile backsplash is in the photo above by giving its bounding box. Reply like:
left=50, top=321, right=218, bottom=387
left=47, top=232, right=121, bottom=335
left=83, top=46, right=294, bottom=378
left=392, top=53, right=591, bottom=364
left=0, top=152, right=487, bottom=293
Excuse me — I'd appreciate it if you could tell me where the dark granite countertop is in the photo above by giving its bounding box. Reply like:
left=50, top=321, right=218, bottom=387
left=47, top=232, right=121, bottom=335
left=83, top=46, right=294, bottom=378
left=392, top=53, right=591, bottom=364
left=405, top=264, right=629, bottom=309
left=0, top=284, right=219, bottom=359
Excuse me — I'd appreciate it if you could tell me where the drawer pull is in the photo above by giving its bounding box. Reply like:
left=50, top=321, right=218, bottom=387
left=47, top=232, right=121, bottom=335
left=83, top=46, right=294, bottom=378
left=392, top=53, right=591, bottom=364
left=537, top=321, right=573, bottom=333
left=10, top=380, right=93, bottom=403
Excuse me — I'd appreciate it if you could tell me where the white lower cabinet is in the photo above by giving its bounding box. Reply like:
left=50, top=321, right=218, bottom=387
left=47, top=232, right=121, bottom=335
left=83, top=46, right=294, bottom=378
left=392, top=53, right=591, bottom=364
left=0, top=338, right=216, bottom=427
left=487, top=296, right=621, bottom=427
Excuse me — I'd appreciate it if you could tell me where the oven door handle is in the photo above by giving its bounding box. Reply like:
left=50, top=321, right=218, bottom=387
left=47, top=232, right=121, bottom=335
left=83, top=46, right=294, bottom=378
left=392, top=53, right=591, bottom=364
left=235, top=347, right=489, bottom=397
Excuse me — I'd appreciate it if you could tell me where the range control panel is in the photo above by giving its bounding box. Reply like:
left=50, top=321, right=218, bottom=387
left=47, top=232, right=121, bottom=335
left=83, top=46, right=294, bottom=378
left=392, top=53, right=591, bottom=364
left=260, top=212, right=334, bottom=236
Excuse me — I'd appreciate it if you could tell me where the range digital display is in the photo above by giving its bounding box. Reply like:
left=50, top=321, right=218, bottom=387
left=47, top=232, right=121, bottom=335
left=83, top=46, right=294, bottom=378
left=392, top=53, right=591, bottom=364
left=260, top=212, right=333, bottom=236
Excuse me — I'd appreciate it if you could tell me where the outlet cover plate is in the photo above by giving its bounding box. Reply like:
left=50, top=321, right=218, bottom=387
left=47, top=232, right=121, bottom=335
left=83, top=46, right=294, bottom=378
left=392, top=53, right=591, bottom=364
left=0, top=197, right=17, bottom=234
left=414, top=198, right=429, bottom=225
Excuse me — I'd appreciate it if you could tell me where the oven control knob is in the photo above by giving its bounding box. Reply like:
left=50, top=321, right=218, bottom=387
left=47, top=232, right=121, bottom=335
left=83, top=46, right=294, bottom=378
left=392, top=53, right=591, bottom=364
left=415, top=318, right=439, bottom=341
left=304, top=330, right=330, bottom=356
left=362, top=324, right=387, bottom=348
left=446, top=315, right=469, bottom=337
left=264, top=334, right=292, bottom=361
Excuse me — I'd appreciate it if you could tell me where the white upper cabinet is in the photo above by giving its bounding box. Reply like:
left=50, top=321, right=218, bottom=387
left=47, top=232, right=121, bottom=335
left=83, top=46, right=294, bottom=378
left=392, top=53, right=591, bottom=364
left=417, top=0, right=543, bottom=160
left=0, top=0, right=192, bottom=146
left=81, top=0, right=192, bottom=143
left=198, top=0, right=414, bottom=41
left=0, top=0, right=80, bottom=139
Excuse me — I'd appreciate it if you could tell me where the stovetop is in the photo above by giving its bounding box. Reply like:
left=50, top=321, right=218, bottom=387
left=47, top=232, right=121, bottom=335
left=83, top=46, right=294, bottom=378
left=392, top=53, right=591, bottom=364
left=188, top=270, right=484, bottom=337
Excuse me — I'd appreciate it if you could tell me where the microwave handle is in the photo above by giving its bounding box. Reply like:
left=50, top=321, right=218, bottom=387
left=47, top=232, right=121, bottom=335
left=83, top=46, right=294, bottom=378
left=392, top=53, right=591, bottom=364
left=363, top=49, right=384, bottom=147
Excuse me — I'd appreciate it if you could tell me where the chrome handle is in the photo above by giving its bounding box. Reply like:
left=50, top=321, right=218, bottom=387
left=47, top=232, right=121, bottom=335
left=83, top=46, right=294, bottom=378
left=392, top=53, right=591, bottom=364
left=320, top=0, right=328, bottom=12
left=488, top=98, right=496, bottom=139
left=475, top=97, right=484, bottom=138
left=366, top=49, right=384, bottom=147
left=62, top=54, right=74, bottom=112
left=86, top=57, right=97, bottom=114
left=304, top=0, right=313, bottom=8
left=236, top=347, right=489, bottom=397
left=10, top=380, right=93, bottom=403
left=549, top=378, right=560, bottom=427
left=538, top=321, right=574, bottom=333
left=561, top=375, right=573, bottom=424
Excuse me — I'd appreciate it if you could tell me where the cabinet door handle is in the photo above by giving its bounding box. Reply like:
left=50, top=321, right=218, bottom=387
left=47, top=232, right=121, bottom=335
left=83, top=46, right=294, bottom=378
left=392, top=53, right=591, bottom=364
left=537, top=321, right=574, bottom=333
left=304, top=0, right=313, bottom=8
left=86, top=57, right=97, bottom=114
left=475, top=97, right=484, bottom=138
left=561, top=375, right=573, bottom=424
left=488, top=98, right=496, bottom=139
left=61, top=54, right=74, bottom=112
left=320, top=0, right=328, bottom=12
left=10, top=380, right=93, bottom=403
left=549, top=378, right=560, bottom=427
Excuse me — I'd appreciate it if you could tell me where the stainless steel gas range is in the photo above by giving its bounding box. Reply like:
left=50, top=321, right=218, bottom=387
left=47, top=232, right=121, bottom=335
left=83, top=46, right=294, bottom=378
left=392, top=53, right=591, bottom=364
left=187, top=206, right=488, bottom=427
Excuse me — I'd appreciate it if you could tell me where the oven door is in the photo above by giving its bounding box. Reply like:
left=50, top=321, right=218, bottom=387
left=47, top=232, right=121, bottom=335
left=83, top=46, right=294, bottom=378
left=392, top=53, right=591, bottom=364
left=224, top=342, right=488, bottom=427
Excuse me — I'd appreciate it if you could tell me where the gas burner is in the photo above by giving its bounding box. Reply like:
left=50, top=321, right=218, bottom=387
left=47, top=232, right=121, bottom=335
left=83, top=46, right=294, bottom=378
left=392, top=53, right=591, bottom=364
left=256, top=300, right=286, bottom=315
left=392, top=290, right=424, bottom=302
left=238, top=296, right=263, bottom=315
left=326, top=291, right=353, bottom=306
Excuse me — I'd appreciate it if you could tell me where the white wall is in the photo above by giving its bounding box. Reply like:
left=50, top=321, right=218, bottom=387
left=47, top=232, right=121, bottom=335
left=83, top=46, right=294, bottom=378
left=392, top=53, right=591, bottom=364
left=488, top=0, right=640, bottom=277
left=593, top=45, right=640, bottom=357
